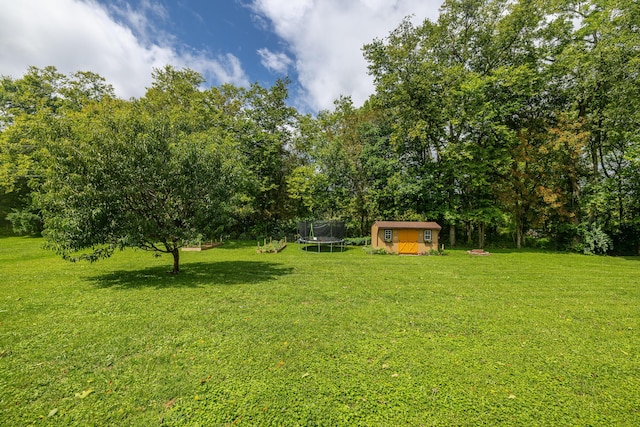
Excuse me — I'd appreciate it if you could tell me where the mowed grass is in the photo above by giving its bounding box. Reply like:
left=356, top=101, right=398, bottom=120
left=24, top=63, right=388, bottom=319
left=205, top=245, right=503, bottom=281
left=1, top=237, right=639, bottom=426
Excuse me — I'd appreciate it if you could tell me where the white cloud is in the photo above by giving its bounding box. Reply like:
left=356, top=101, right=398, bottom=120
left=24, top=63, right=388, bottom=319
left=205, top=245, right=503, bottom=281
left=251, top=0, right=444, bottom=111
left=0, top=0, right=249, bottom=99
left=194, top=53, right=249, bottom=87
left=106, top=0, right=172, bottom=45
left=257, top=48, right=293, bottom=74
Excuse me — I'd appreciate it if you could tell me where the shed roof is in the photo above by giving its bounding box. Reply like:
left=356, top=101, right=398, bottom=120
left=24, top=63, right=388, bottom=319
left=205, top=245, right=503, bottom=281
left=374, top=221, right=442, bottom=230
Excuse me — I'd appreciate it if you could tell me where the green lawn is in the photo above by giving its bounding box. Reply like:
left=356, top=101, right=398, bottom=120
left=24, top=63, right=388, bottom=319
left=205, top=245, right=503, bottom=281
left=1, top=237, right=639, bottom=426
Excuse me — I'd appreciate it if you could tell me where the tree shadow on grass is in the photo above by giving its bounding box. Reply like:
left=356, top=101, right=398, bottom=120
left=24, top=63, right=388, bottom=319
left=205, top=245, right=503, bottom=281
left=89, top=261, right=294, bottom=289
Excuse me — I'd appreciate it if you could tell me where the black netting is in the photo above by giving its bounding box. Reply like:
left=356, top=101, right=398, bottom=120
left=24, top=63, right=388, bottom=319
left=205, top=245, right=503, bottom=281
left=297, top=222, right=311, bottom=239
left=297, top=221, right=345, bottom=241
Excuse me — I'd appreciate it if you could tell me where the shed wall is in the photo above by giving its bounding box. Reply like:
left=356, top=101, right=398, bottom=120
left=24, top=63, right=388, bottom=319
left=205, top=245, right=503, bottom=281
left=371, top=225, right=440, bottom=254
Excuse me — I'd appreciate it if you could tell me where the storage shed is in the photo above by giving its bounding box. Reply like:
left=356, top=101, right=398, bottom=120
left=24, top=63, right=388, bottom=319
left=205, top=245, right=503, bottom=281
left=371, top=221, right=441, bottom=255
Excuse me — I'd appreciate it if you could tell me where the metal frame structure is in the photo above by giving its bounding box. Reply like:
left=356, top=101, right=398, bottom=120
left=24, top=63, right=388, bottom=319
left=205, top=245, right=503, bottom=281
left=296, top=236, right=345, bottom=252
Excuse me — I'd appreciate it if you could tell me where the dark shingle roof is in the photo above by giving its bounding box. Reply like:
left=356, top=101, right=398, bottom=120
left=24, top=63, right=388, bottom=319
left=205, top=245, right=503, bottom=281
left=374, top=221, right=441, bottom=230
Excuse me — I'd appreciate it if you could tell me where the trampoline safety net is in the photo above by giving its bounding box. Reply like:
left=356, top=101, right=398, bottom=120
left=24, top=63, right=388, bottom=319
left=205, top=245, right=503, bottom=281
left=297, top=220, right=345, bottom=241
left=297, top=220, right=346, bottom=252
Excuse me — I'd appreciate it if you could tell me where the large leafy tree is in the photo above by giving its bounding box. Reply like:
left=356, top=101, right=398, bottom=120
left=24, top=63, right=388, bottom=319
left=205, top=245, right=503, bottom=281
left=237, top=79, right=298, bottom=235
left=362, top=0, right=640, bottom=252
left=552, top=0, right=640, bottom=251
left=364, top=0, right=549, bottom=247
left=287, top=97, right=398, bottom=236
left=0, top=66, right=114, bottom=232
left=38, top=67, right=247, bottom=273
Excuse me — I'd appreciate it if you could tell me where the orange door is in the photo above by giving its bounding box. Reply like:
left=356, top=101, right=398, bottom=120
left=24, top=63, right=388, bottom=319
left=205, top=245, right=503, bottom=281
left=398, top=229, right=419, bottom=254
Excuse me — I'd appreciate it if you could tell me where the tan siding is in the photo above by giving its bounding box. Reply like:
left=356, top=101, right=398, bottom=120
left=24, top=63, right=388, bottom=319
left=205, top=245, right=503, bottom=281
left=371, top=222, right=441, bottom=254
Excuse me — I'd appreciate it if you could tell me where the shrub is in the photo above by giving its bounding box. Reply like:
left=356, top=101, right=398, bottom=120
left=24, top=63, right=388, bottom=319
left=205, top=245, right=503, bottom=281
left=579, top=223, right=613, bottom=255
left=6, top=209, right=43, bottom=236
left=429, top=248, right=447, bottom=256
left=362, top=246, right=388, bottom=255
left=345, top=236, right=370, bottom=246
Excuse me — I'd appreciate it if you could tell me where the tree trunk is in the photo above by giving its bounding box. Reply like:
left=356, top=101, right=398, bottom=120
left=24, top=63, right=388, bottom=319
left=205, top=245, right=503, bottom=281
left=515, top=218, right=523, bottom=249
left=449, top=224, right=456, bottom=247
left=172, top=246, right=180, bottom=274
left=478, top=222, right=485, bottom=249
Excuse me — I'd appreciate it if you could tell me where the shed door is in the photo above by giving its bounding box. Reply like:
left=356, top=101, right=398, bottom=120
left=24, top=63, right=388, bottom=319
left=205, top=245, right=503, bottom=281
left=398, top=229, right=419, bottom=254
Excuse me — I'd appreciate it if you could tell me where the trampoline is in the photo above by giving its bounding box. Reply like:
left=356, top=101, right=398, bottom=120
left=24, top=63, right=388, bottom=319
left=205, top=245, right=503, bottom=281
left=297, top=220, right=346, bottom=252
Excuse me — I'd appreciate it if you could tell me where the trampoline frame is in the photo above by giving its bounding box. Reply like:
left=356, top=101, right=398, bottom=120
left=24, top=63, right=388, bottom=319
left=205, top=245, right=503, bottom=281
left=296, top=237, right=346, bottom=253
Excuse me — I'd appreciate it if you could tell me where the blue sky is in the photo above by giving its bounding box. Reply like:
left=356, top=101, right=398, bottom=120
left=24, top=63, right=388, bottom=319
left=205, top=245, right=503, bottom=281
left=0, top=0, right=444, bottom=113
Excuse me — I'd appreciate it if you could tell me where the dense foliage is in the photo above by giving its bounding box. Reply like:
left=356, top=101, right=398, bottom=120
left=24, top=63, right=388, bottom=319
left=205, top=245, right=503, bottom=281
left=361, top=0, right=640, bottom=252
left=1, top=0, right=639, bottom=263
left=39, top=69, right=248, bottom=274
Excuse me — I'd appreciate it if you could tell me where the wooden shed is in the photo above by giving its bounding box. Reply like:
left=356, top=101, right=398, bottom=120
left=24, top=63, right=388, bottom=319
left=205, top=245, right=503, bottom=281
left=371, top=221, right=441, bottom=255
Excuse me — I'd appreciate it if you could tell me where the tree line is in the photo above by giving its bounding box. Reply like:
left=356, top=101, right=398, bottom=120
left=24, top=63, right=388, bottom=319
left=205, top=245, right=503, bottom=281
left=1, top=0, right=639, bottom=272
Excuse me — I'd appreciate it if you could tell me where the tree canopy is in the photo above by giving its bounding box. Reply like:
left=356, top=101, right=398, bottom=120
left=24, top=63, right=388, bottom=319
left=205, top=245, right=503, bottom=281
left=37, top=68, right=249, bottom=273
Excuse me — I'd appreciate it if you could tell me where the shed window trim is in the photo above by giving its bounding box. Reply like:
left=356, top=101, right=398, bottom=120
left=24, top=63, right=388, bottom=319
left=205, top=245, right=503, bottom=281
left=423, top=230, right=432, bottom=242
left=384, top=229, right=392, bottom=242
